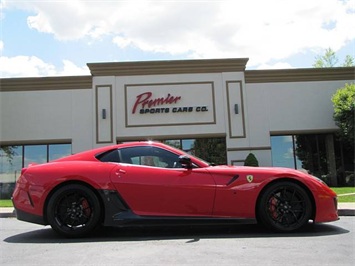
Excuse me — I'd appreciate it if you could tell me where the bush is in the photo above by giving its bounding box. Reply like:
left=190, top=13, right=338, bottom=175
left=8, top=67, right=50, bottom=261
left=0, top=183, right=15, bottom=199
left=244, top=153, right=259, bottom=167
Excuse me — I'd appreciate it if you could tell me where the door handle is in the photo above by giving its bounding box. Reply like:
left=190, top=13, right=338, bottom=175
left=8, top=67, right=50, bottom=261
left=115, top=169, right=126, bottom=177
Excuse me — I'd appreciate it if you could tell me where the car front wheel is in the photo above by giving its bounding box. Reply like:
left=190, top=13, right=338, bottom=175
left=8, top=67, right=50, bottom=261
left=46, top=184, right=101, bottom=237
left=257, top=181, right=312, bottom=232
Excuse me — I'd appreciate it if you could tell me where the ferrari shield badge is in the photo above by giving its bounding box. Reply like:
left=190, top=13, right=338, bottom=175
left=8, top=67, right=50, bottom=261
left=246, top=175, right=254, bottom=183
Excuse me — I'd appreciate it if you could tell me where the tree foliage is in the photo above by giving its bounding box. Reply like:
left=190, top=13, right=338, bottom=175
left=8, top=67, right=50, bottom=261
left=343, top=55, right=355, bottom=67
left=244, top=153, right=259, bottom=167
left=0, top=146, right=17, bottom=163
left=331, top=83, right=355, bottom=147
left=313, top=48, right=355, bottom=68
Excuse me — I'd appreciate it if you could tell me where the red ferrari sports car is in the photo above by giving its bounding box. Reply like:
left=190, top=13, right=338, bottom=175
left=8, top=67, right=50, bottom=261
left=12, top=141, right=338, bottom=237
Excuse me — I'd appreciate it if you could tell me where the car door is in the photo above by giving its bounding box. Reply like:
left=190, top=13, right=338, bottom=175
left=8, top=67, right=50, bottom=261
left=109, top=146, right=216, bottom=217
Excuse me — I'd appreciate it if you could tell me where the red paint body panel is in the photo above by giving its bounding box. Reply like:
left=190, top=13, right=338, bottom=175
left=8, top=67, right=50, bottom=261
left=110, top=164, right=215, bottom=216
left=13, top=161, right=116, bottom=217
left=12, top=141, right=338, bottom=228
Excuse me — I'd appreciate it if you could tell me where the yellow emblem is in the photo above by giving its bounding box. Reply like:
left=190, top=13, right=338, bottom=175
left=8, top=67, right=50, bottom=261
left=246, top=175, right=253, bottom=183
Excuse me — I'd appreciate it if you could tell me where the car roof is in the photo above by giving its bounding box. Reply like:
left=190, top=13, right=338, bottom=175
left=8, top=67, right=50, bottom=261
left=52, top=141, right=182, bottom=162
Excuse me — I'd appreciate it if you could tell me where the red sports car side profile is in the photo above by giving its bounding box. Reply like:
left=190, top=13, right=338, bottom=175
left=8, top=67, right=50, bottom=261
left=12, top=141, right=338, bottom=237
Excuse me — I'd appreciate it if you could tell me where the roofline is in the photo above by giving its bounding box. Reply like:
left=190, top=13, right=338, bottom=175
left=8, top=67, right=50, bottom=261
left=0, top=76, right=92, bottom=92
left=87, top=58, right=249, bottom=76
left=0, top=60, right=354, bottom=92
left=245, top=67, right=355, bottom=83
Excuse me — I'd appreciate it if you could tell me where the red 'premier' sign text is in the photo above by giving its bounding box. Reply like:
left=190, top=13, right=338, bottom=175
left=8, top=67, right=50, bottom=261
left=132, top=92, right=182, bottom=114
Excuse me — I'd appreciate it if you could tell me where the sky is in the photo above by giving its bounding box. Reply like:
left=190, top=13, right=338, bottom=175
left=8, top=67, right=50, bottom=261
left=0, top=0, right=354, bottom=78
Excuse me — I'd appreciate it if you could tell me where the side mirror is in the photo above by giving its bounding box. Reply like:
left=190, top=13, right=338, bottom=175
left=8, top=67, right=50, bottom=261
left=179, top=155, right=193, bottom=169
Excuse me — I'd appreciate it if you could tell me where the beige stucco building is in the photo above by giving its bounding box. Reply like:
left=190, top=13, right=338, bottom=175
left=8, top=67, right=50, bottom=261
left=0, top=58, right=354, bottom=189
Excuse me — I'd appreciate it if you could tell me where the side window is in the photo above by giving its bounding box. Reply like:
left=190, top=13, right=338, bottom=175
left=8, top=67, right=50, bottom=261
left=96, top=149, right=120, bottom=163
left=119, top=146, right=182, bottom=168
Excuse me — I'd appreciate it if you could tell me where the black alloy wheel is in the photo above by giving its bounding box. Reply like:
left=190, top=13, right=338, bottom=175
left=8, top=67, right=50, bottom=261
left=46, top=184, right=101, bottom=237
left=257, top=181, right=312, bottom=232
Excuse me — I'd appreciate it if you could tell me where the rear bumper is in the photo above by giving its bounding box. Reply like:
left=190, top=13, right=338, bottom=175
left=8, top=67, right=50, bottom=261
left=12, top=200, right=46, bottom=226
left=12, top=180, right=47, bottom=225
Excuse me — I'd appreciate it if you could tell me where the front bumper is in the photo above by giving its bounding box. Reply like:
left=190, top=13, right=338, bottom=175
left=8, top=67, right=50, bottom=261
left=314, top=195, right=339, bottom=223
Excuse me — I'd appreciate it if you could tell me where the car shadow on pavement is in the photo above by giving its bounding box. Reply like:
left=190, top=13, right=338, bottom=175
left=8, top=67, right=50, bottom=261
left=4, top=222, right=350, bottom=244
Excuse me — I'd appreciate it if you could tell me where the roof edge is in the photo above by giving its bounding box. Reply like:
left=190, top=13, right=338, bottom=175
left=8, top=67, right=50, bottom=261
left=245, top=67, right=355, bottom=83
left=87, top=58, right=249, bottom=76
left=0, top=76, right=92, bottom=92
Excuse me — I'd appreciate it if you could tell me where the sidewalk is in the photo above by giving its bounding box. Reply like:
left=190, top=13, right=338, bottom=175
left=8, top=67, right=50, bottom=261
left=1, top=203, right=354, bottom=218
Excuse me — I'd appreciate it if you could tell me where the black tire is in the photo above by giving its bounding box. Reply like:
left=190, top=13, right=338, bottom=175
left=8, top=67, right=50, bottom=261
left=257, top=181, right=312, bottom=232
left=46, top=184, right=101, bottom=237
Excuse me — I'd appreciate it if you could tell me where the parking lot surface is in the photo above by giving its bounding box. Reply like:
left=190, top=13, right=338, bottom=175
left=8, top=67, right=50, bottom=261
left=1, top=217, right=354, bottom=266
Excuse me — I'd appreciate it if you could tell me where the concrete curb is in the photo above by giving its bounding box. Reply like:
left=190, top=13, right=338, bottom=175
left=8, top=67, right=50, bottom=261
left=337, top=203, right=355, bottom=216
left=338, top=209, right=355, bottom=216
left=0, top=208, right=16, bottom=218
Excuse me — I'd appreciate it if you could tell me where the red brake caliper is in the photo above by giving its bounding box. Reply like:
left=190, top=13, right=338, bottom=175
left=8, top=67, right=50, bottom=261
left=81, top=198, right=92, bottom=217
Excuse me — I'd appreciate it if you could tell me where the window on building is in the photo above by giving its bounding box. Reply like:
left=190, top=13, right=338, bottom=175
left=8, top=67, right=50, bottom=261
left=24, top=145, right=47, bottom=166
left=163, top=137, right=227, bottom=165
left=0, top=143, right=72, bottom=185
left=0, top=146, right=23, bottom=184
left=271, top=134, right=354, bottom=186
left=270, top=136, right=302, bottom=169
left=163, top=139, right=195, bottom=153
left=49, top=144, right=72, bottom=161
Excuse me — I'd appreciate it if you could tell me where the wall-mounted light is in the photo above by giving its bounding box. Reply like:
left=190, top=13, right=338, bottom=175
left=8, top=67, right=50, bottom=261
left=102, top=108, right=107, bottom=119
left=234, top=104, right=239, bottom=114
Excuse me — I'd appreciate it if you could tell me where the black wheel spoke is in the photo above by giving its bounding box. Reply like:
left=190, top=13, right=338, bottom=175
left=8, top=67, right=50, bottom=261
left=290, top=189, right=296, bottom=202
left=289, top=210, right=300, bottom=223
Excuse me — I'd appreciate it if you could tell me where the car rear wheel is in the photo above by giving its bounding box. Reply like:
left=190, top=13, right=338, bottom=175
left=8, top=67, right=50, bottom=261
left=46, top=184, right=101, bottom=237
left=257, top=181, right=312, bottom=232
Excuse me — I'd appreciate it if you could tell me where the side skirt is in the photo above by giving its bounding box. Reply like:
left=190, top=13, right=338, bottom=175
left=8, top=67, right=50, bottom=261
left=97, top=189, right=256, bottom=227
left=111, top=210, right=257, bottom=227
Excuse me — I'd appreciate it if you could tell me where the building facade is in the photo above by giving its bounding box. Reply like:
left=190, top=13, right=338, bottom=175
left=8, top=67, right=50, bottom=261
left=0, top=58, right=354, bottom=195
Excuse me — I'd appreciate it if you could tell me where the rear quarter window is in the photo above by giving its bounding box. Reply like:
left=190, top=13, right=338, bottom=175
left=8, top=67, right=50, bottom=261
left=96, top=149, right=120, bottom=163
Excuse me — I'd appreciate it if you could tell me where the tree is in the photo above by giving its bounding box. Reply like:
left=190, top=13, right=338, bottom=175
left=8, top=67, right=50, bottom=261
left=0, top=146, right=17, bottom=163
left=343, top=55, right=355, bottom=67
left=331, top=83, right=355, bottom=147
left=244, top=153, right=259, bottom=167
left=313, top=48, right=354, bottom=68
left=332, top=83, right=355, bottom=186
left=303, top=50, right=355, bottom=186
